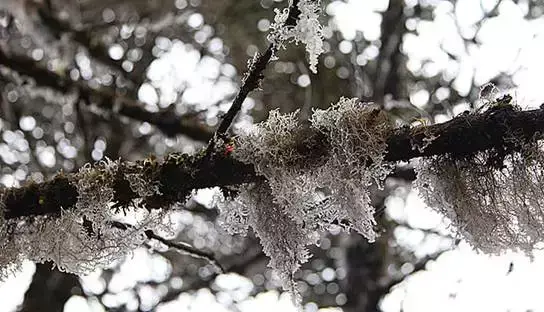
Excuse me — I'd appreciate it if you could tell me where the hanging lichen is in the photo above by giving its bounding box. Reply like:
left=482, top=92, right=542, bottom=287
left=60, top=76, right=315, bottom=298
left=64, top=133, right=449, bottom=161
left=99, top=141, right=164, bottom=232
left=268, top=0, right=324, bottom=73
left=0, top=158, right=171, bottom=279
left=217, top=97, right=393, bottom=300
left=416, top=139, right=544, bottom=255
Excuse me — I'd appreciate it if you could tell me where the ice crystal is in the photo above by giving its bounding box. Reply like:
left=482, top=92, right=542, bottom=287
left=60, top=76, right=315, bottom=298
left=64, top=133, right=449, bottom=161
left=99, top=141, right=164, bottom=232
left=268, top=0, right=324, bottom=73
left=416, top=141, right=544, bottom=255
left=223, top=97, right=393, bottom=298
left=479, top=82, right=500, bottom=103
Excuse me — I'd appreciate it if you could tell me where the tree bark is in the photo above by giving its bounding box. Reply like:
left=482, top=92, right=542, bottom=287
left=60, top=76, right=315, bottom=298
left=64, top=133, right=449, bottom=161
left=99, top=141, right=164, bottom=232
left=19, top=263, right=82, bottom=312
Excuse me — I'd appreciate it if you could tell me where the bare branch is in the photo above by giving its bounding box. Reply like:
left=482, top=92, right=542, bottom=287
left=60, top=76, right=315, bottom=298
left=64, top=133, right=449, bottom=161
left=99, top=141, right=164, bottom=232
left=204, top=0, right=301, bottom=155
left=0, top=49, right=213, bottom=140
left=144, top=230, right=225, bottom=273
left=108, top=220, right=225, bottom=273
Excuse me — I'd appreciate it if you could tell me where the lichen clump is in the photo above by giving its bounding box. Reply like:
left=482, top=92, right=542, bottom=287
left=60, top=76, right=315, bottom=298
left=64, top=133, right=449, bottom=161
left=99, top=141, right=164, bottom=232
left=268, top=0, right=324, bottom=73
left=0, top=158, right=169, bottom=279
left=218, top=182, right=318, bottom=304
left=218, top=97, right=393, bottom=299
left=416, top=140, right=544, bottom=255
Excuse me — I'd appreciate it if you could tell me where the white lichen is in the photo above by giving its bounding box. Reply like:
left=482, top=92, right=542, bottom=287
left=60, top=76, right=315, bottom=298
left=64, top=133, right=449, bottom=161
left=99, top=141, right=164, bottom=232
left=416, top=140, right=544, bottom=255
left=125, top=172, right=162, bottom=197
left=310, top=98, right=393, bottom=239
left=220, top=97, right=393, bottom=298
left=0, top=158, right=171, bottom=279
left=268, top=0, right=324, bottom=73
left=0, top=191, right=23, bottom=280
left=217, top=182, right=317, bottom=305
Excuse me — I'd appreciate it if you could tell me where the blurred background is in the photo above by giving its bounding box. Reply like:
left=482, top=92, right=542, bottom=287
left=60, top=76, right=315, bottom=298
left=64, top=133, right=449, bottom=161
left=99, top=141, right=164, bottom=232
left=1, top=0, right=544, bottom=311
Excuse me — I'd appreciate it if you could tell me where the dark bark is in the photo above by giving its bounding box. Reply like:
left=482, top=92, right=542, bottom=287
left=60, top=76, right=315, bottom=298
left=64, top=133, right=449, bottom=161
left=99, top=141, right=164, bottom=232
left=19, top=263, right=82, bottom=312
left=3, top=152, right=256, bottom=220
left=385, top=102, right=544, bottom=161
left=373, top=0, right=406, bottom=103
left=343, top=235, right=388, bottom=312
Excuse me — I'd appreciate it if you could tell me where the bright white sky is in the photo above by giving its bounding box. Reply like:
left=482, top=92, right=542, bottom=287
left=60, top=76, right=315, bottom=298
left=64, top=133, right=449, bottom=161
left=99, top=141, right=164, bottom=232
left=3, top=0, right=544, bottom=311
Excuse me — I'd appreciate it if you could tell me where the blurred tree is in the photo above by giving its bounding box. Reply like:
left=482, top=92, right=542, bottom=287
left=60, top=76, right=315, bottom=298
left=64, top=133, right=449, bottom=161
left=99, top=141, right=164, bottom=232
left=0, top=0, right=543, bottom=312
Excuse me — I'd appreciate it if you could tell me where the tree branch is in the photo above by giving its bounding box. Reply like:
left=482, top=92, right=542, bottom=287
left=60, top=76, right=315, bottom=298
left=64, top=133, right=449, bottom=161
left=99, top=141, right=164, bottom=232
left=204, top=0, right=301, bottom=155
left=2, top=104, right=544, bottom=220
left=144, top=230, right=225, bottom=273
left=0, top=49, right=213, bottom=140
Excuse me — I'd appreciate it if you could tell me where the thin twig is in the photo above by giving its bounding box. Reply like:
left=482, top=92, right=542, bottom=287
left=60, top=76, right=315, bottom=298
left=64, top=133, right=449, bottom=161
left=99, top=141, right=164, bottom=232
left=203, top=44, right=276, bottom=158
left=109, top=221, right=225, bottom=273
left=144, top=230, right=225, bottom=274
left=203, top=0, right=301, bottom=157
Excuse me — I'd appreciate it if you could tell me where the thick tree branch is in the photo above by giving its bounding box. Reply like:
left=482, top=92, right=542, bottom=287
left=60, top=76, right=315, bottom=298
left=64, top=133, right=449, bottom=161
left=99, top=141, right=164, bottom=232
left=2, top=104, right=544, bottom=220
left=0, top=49, right=213, bottom=140
left=3, top=153, right=255, bottom=220
left=19, top=262, right=83, bottom=312
left=385, top=102, right=544, bottom=161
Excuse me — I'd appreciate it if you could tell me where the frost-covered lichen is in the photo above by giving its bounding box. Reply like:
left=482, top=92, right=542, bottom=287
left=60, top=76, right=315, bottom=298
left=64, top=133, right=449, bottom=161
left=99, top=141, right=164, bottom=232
left=268, top=0, right=324, bottom=73
left=416, top=140, right=544, bottom=255
left=310, top=98, right=393, bottom=239
left=0, top=158, right=171, bottom=279
left=219, top=97, right=393, bottom=299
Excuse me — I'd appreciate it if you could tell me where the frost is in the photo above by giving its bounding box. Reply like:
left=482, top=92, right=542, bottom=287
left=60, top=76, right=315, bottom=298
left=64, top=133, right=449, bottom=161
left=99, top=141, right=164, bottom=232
left=221, top=97, right=393, bottom=298
left=416, top=140, right=544, bottom=255
left=216, top=190, right=250, bottom=236
left=411, top=127, right=440, bottom=153
left=0, top=191, right=22, bottom=280
left=268, top=0, right=324, bottom=73
left=310, top=98, right=393, bottom=239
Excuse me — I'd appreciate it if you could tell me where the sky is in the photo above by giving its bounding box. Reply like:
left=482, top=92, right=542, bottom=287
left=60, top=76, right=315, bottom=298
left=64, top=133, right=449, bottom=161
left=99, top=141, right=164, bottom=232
left=3, top=0, right=544, bottom=311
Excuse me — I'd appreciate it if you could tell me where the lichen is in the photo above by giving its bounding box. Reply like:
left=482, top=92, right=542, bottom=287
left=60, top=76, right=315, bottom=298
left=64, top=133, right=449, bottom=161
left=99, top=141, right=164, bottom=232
left=217, top=181, right=317, bottom=305
left=220, top=97, right=393, bottom=299
left=0, top=158, right=172, bottom=278
left=415, top=139, right=544, bottom=255
left=0, top=191, right=22, bottom=280
left=268, top=0, right=324, bottom=73
left=125, top=171, right=162, bottom=198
